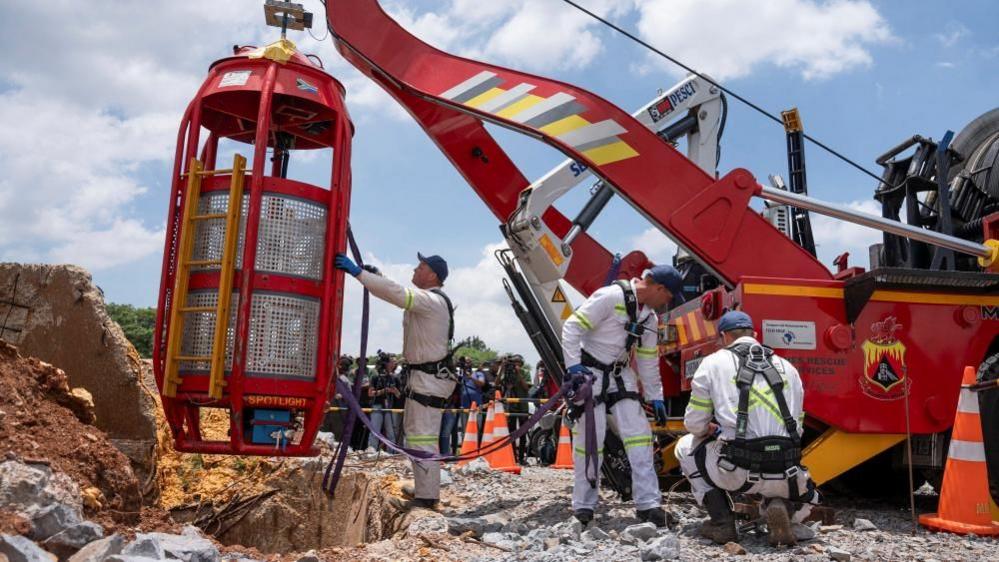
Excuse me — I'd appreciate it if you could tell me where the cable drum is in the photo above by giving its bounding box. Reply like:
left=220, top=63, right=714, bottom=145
left=947, top=109, right=999, bottom=230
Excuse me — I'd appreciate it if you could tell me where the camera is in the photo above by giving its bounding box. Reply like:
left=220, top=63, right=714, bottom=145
left=375, top=349, right=393, bottom=368
left=337, top=355, right=354, bottom=373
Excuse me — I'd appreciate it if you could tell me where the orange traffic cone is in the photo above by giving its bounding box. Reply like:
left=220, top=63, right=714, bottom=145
left=457, top=402, right=480, bottom=465
left=919, top=366, right=999, bottom=535
left=480, top=397, right=495, bottom=450
left=486, top=391, right=522, bottom=474
left=551, top=418, right=574, bottom=470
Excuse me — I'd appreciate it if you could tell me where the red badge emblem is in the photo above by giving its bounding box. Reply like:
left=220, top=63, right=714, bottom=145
left=860, top=316, right=910, bottom=400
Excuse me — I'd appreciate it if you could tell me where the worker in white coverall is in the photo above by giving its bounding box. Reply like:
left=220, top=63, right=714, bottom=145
left=562, top=264, right=685, bottom=528
left=335, top=252, right=455, bottom=509
left=677, top=310, right=820, bottom=546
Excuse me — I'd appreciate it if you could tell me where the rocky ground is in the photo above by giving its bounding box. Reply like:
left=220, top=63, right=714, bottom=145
left=4, top=439, right=999, bottom=562
left=2, top=336, right=998, bottom=561
left=310, top=454, right=999, bottom=562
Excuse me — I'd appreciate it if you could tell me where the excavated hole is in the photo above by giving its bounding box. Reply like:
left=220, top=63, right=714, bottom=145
left=169, top=459, right=407, bottom=554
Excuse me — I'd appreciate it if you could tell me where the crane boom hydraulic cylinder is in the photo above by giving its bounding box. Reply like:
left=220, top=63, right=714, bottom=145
left=757, top=186, right=995, bottom=264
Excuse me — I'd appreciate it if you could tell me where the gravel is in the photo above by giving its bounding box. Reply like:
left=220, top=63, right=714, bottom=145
left=852, top=518, right=877, bottom=531
left=394, top=459, right=999, bottom=562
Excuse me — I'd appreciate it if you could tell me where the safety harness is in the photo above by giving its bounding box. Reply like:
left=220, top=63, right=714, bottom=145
left=693, top=342, right=806, bottom=499
left=580, top=280, right=650, bottom=409
left=405, top=288, right=458, bottom=408
left=325, top=229, right=589, bottom=498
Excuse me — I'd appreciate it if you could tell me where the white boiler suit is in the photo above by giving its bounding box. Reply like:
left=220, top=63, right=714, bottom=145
left=676, top=336, right=819, bottom=521
left=357, top=270, right=454, bottom=500
left=562, top=280, right=663, bottom=512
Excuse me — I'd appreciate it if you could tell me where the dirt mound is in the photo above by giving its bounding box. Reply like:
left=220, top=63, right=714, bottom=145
left=0, top=340, right=141, bottom=522
left=0, top=264, right=159, bottom=494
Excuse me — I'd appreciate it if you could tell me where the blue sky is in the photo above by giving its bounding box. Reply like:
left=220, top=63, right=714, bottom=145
left=1, top=0, right=997, bottom=361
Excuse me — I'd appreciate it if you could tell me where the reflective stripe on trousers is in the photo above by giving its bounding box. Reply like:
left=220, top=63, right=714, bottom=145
left=404, top=398, right=444, bottom=500
left=572, top=398, right=660, bottom=511
left=676, top=433, right=819, bottom=522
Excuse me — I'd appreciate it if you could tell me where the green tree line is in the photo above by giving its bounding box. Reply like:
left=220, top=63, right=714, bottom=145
left=106, top=303, right=156, bottom=357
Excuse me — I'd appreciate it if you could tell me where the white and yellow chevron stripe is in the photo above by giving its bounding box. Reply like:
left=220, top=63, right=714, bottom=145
left=440, top=71, right=639, bottom=166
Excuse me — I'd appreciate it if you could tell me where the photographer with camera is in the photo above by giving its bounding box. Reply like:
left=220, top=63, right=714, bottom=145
left=321, top=355, right=355, bottom=442
left=367, top=351, right=401, bottom=451
left=438, top=356, right=477, bottom=455
left=472, top=360, right=491, bottom=445
left=456, top=357, right=484, bottom=443
left=351, top=362, right=372, bottom=451
left=498, top=353, right=531, bottom=465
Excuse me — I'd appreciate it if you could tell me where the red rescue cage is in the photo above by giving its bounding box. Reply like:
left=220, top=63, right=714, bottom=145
left=153, top=39, right=353, bottom=455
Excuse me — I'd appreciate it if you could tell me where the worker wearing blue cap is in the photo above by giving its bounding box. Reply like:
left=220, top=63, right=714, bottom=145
left=335, top=251, right=455, bottom=509
left=562, top=264, right=684, bottom=528
left=675, top=310, right=819, bottom=546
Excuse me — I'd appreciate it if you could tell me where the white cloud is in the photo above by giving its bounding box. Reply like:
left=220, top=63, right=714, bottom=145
left=0, top=90, right=173, bottom=270
left=811, top=199, right=884, bottom=270
left=633, top=0, right=894, bottom=80
left=629, top=227, right=678, bottom=265
left=381, top=0, right=630, bottom=73
left=339, top=243, right=543, bottom=365
left=46, top=219, right=164, bottom=270
left=934, top=22, right=970, bottom=47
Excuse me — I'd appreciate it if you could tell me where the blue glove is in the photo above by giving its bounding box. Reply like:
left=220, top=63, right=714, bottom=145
left=567, top=364, right=592, bottom=376
left=334, top=253, right=362, bottom=277
left=651, top=399, right=668, bottom=425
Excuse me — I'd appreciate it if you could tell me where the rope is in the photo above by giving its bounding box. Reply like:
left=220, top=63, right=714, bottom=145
left=322, top=223, right=370, bottom=497
left=318, top=224, right=598, bottom=491
left=557, top=0, right=890, bottom=187
left=330, top=374, right=587, bottom=464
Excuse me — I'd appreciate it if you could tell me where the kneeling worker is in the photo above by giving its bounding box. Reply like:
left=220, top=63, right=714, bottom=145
left=563, top=265, right=683, bottom=528
left=335, top=251, right=455, bottom=509
left=677, top=310, right=819, bottom=546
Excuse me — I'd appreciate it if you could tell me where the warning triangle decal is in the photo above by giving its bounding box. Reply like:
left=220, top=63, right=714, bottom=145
left=552, top=286, right=567, bottom=303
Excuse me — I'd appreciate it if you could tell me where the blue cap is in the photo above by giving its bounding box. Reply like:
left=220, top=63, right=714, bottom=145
left=717, top=310, right=754, bottom=333
left=417, top=252, right=449, bottom=283
left=646, top=264, right=685, bottom=304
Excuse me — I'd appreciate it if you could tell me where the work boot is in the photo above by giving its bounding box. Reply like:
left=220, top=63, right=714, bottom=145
left=636, top=507, right=672, bottom=528
left=411, top=498, right=439, bottom=510
left=698, top=489, right=737, bottom=544
left=573, top=509, right=594, bottom=526
left=401, top=483, right=415, bottom=498
left=765, top=498, right=797, bottom=547
left=388, top=496, right=438, bottom=511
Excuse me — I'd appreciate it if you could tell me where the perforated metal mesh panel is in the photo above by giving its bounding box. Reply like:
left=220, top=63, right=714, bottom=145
left=243, top=292, right=319, bottom=380
left=190, top=191, right=326, bottom=279
left=179, top=290, right=237, bottom=374
left=190, top=193, right=249, bottom=273
left=178, top=291, right=318, bottom=380
left=255, top=196, right=327, bottom=279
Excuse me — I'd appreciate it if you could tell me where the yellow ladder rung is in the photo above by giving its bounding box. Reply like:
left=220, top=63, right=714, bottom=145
left=180, top=169, right=234, bottom=177
left=207, top=153, right=246, bottom=400
left=191, top=213, right=227, bottom=221
left=186, top=259, right=222, bottom=267
left=175, top=355, right=211, bottom=362
left=178, top=306, right=216, bottom=313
